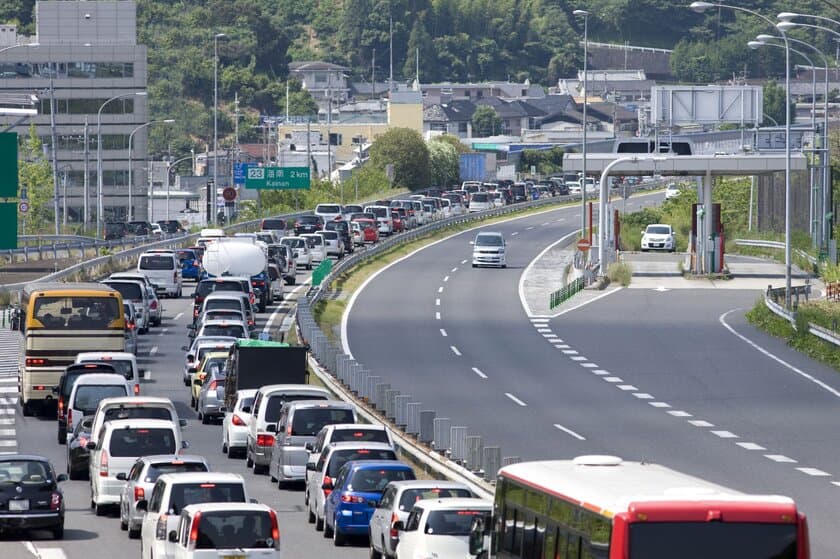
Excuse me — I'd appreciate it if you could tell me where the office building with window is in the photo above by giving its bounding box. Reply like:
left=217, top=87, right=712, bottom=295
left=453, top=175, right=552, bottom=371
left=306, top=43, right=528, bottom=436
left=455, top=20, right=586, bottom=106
left=0, top=0, right=147, bottom=224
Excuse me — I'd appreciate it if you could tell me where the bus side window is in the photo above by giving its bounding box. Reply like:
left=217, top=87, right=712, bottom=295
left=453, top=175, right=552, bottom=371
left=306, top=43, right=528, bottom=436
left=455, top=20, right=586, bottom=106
left=566, top=533, right=581, bottom=559
left=501, top=506, right=516, bottom=553
left=543, top=524, right=557, bottom=559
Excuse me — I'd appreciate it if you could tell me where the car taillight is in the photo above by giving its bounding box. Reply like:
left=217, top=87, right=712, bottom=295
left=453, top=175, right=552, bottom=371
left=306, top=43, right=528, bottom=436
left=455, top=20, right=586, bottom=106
left=50, top=492, right=62, bottom=510
left=193, top=308, right=199, bottom=318
left=286, top=424, right=292, bottom=437
left=156, top=514, right=168, bottom=540
left=67, top=408, right=72, bottom=428
left=127, top=320, right=136, bottom=330
left=390, top=512, right=400, bottom=539
left=249, top=293, right=255, bottom=304
left=99, top=449, right=109, bottom=477
left=188, top=511, right=202, bottom=550
left=57, top=398, right=64, bottom=419
left=208, top=380, right=217, bottom=391
left=173, top=271, right=178, bottom=282
left=134, top=383, right=140, bottom=395
left=323, top=476, right=333, bottom=497
left=231, top=414, right=245, bottom=426
left=150, top=300, right=158, bottom=310
left=25, top=357, right=48, bottom=366
left=340, top=494, right=366, bottom=503
left=256, top=434, right=275, bottom=447
left=134, top=486, right=145, bottom=501
left=269, top=509, right=280, bottom=545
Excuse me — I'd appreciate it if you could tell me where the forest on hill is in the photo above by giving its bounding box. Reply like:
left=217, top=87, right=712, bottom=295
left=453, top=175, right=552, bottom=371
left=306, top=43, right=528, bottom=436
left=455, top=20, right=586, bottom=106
left=1, top=0, right=839, bottom=156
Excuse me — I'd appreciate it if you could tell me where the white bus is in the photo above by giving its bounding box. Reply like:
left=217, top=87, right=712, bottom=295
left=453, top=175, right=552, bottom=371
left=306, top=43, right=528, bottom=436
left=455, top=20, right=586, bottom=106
left=470, top=455, right=808, bottom=559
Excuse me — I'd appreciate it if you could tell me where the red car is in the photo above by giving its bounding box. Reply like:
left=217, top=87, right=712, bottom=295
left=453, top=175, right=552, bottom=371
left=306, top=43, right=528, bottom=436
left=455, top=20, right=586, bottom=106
left=390, top=211, right=405, bottom=233
left=352, top=218, right=379, bottom=243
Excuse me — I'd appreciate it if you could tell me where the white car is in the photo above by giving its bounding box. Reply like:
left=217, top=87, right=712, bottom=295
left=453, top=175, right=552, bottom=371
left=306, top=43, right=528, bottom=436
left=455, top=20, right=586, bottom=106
left=110, top=272, right=163, bottom=326
left=467, top=192, right=493, bottom=213
left=118, top=454, right=209, bottom=538
left=567, top=180, right=581, bottom=195
left=194, top=318, right=249, bottom=340
left=137, top=249, right=182, bottom=298
left=167, top=502, right=281, bottom=559
left=89, top=418, right=186, bottom=516
left=300, top=233, right=326, bottom=264
left=315, top=203, right=344, bottom=223
left=66, top=373, right=131, bottom=434
left=394, top=498, right=493, bottom=559
left=665, top=183, right=681, bottom=199
left=138, top=472, right=249, bottom=559
left=280, top=236, right=313, bottom=269
left=472, top=231, right=506, bottom=268
left=641, top=223, right=676, bottom=252
left=75, top=351, right=141, bottom=397
left=222, top=388, right=257, bottom=458
left=317, top=230, right=343, bottom=258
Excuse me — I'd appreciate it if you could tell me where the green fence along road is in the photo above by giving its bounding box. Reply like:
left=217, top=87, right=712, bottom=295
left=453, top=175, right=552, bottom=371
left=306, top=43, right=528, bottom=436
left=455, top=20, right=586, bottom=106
left=549, top=277, right=584, bottom=310
left=311, top=258, right=333, bottom=287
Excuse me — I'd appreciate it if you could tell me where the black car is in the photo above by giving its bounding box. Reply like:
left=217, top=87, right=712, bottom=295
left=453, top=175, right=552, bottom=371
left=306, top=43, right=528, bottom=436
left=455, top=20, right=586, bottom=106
left=127, top=220, right=153, bottom=236
left=104, top=221, right=127, bottom=240
left=0, top=455, right=67, bottom=539
left=66, top=416, right=93, bottom=480
left=294, top=214, right=324, bottom=235
left=192, top=278, right=252, bottom=323
left=157, top=219, right=186, bottom=234
left=325, top=221, right=354, bottom=255
left=55, top=362, right=117, bottom=445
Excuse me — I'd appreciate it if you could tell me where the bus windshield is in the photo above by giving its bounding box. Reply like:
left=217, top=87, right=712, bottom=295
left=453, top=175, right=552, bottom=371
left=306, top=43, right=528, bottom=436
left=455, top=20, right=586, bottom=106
left=32, top=296, right=121, bottom=329
left=629, top=522, right=797, bottom=559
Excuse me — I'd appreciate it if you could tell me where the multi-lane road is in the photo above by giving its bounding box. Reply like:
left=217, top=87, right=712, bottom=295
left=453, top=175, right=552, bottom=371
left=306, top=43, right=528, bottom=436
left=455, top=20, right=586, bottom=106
left=345, top=197, right=840, bottom=558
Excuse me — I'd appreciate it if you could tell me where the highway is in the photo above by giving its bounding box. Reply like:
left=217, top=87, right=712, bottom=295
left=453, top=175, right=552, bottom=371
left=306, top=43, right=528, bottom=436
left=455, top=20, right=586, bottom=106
left=1, top=288, right=371, bottom=559
left=345, top=198, right=840, bottom=558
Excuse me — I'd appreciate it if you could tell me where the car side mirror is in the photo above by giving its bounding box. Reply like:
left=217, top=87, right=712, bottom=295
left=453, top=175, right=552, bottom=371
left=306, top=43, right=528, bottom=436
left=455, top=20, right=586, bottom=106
left=179, top=419, right=187, bottom=428
left=241, top=405, right=251, bottom=414
left=86, top=441, right=97, bottom=450
left=116, top=473, right=127, bottom=481
left=304, top=442, right=313, bottom=451
left=168, top=530, right=178, bottom=543
left=52, top=386, right=58, bottom=394
left=306, top=462, right=317, bottom=471
left=181, top=346, right=189, bottom=352
left=219, top=406, right=228, bottom=413
left=188, top=367, right=197, bottom=374
left=187, top=324, right=195, bottom=330
left=182, top=441, right=190, bottom=449
left=56, top=473, right=68, bottom=483
left=266, top=423, right=276, bottom=433
left=136, top=499, right=148, bottom=511
left=393, top=520, right=405, bottom=531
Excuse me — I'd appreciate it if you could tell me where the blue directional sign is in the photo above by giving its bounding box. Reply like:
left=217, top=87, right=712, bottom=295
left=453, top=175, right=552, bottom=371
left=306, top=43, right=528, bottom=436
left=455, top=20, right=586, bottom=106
left=234, top=162, right=252, bottom=185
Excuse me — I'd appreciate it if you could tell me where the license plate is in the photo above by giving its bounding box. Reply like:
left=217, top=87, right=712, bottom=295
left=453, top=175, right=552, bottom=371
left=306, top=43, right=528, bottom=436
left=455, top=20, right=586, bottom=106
left=9, top=499, right=29, bottom=511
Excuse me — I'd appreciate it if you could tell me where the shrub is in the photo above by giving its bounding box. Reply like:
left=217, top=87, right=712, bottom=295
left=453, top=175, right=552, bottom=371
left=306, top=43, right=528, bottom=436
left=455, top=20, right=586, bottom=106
left=607, top=262, right=632, bottom=286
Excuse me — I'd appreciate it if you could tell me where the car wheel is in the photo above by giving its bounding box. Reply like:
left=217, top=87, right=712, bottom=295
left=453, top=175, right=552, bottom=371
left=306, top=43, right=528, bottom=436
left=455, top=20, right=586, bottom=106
left=308, top=505, right=316, bottom=524
left=323, top=516, right=333, bottom=538
left=315, top=506, right=325, bottom=531
left=253, top=460, right=266, bottom=475
left=333, top=520, right=346, bottom=546
left=52, top=523, right=64, bottom=540
left=246, top=453, right=254, bottom=468
left=307, top=263, right=312, bottom=270
left=369, top=535, right=382, bottom=559
left=57, top=427, right=65, bottom=445
left=201, top=412, right=209, bottom=425
left=128, top=524, right=141, bottom=539
left=120, top=515, right=128, bottom=531
left=222, top=441, right=228, bottom=454
left=21, top=400, right=34, bottom=417
left=190, top=396, right=196, bottom=408
left=95, top=503, right=108, bottom=516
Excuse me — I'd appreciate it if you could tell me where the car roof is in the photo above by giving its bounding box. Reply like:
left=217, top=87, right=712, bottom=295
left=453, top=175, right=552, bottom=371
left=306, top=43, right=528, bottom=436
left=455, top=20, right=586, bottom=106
left=235, top=389, right=258, bottom=400
left=259, top=384, right=330, bottom=396
left=101, top=418, right=178, bottom=431
left=201, top=351, right=229, bottom=359
left=200, top=319, right=247, bottom=326
left=324, top=441, right=396, bottom=453
left=0, top=454, right=52, bottom=463
left=342, top=459, right=410, bottom=472
left=97, top=396, right=175, bottom=408
left=282, top=399, right=350, bottom=411
left=71, top=373, right=129, bottom=385
left=204, top=292, right=247, bottom=300
left=77, top=352, right=136, bottom=361
left=323, top=423, right=388, bottom=432
left=383, top=480, right=472, bottom=493
left=412, top=497, right=493, bottom=511
left=181, top=502, right=272, bottom=515
left=137, top=454, right=207, bottom=466
left=156, top=472, right=244, bottom=485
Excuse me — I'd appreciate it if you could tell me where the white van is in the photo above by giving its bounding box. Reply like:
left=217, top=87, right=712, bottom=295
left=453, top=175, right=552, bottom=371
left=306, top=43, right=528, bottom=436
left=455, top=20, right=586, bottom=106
left=315, top=203, right=344, bottom=223
left=472, top=231, right=506, bottom=268
left=90, top=396, right=185, bottom=446
left=395, top=498, right=493, bottom=559
left=364, top=205, right=394, bottom=235
left=300, top=233, right=325, bottom=264
left=137, top=250, right=182, bottom=298
left=246, top=385, right=331, bottom=474
left=168, top=503, right=281, bottom=558
left=67, top=373, right=131, bottom=434
left=75, top=352, right=141, bottom=397
left=467, top=192, right=493, bottom=213
left=88, top=418, right=186, bottom=515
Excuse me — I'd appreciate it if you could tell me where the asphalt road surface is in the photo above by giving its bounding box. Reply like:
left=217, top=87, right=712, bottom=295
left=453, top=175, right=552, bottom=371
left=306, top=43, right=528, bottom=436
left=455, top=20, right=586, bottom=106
left=346, top=198, right=840, bottom=558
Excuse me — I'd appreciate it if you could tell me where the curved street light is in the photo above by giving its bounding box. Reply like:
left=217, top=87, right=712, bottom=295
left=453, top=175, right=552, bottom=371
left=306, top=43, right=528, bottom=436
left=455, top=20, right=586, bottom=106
left=128, top=119, right=175, bottom=221
left=573, top=10, right=590, bottom=240
left=164, top=154, right=195, bottom=222
left=213, top=33, right=228, bottom=227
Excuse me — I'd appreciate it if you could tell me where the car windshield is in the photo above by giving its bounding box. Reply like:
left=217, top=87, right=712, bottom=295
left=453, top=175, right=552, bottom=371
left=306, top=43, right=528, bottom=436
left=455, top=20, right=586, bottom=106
left=348, top=468, right=413, bottom=492
left=198, top=282, right=245, bottom=296
left=290, top=408, right=354, bottom=436
left=282, top=238, right=304, bottom=248
left=262, top=219, right=286, bottom=230
left=327, top=448, right=397, bottom=477
left=475, top=235, right=503, bottom=246
left=61, top=367, right=115, bottom=398
left=73, top=385, right=128, bottom=414
left=472, top=193, right=489, bottom=202
left=194, top=510, right=275, bottom=550
left=298, top=216, right=320, bottom=224
left=368, top=207, right=387, bottom=217
left=168, top=483, right=246, bottom=515
left=103, top=406, right=173, bottom=422
left=201, top=324, right=245, bottom=338
left=0, top=460, right=50, bottom=484
left=205, top=299, right=243, bottom=312
left=196, top=344, right=234, bottom=363
left=204, top=310, right=243, bottom=322
left=424, top=509, right=491, bottom=536
left=103, top=282, right=143, bottom=301
left=139, top=255, right=174, bottom=270
left=176, top=250, right=196, bottom=261
left=202, top=357, right=226, bottom=376
left=646, top=226, right=671, bottom=235
left=320, top=231, right=338, bottom=240
left=264, top=394, right=328, bottom=422
left=144, top=461, right=208, bottom=483
left=81, top=360, right=132, bottom=379
left=238, top=396, right=255, bottom=410
left=398, top=488, right=473, bottom=511
left=107, top=427, right=176, bottom=457
left=318, top=205, right=341, bottom=213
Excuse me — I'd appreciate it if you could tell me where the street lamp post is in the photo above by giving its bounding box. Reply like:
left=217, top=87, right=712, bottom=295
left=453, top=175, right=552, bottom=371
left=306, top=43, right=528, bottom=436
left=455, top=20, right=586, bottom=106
left=97, top=91, right=146, bottom=237
left=573, top=9, right=590, bottom=239
left=128, top=119, right=175, bottom=221
left=164, top=154, right=195, bottom=222
left=690, top=2, right=793, bottom=308
left=213, top=33, right=227, bottom=227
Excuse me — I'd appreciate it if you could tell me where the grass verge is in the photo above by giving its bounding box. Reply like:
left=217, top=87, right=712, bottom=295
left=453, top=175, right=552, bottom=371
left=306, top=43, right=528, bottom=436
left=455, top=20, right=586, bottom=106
left=745, top=299, right=840, bottom=371
left=312, top=199, right=585, bottom=340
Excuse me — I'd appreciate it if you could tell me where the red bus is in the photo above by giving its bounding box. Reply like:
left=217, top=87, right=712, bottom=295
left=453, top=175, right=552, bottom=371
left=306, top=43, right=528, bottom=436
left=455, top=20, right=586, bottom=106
left=470, top=455, right=808, bottom=559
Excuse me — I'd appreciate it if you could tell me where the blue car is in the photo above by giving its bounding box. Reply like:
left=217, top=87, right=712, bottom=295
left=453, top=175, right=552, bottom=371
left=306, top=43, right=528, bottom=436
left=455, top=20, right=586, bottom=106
left=323, top=460, right=415, bottom=546
left=176, top=248, right=201, bottom=280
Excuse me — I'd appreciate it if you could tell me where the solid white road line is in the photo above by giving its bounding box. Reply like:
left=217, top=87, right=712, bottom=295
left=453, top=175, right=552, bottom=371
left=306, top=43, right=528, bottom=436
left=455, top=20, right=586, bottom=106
left=471, top=367, right=488, bottom=379
left=736, top=442, right=766, bottom=450
left=440, top=329, right=448, bottom=337
left=720, top=309, right=840, bottom=399
left=765, top=454, right=797, bottom=463
left=553, top=423, right=586, bottom=441
left=174, top=312, right=184, bottom=321
left=450, top=346, right=461, bottom=356
left=505, top=392, right=527, bottom=406
left=518, top=230, right=579, bottom=317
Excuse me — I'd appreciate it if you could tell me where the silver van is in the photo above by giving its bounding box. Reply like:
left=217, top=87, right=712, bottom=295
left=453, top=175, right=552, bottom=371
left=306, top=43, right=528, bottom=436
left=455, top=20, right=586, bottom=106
left=137, top=250, right=182, bottom=298
left=267, top=400, right=356, bottom=485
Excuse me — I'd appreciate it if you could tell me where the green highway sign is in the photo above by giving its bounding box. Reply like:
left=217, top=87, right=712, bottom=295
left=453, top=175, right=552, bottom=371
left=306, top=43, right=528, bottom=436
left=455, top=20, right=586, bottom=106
left=245, top=166, right=310, bottom=190
left=0, top=133, right=18, bottom=198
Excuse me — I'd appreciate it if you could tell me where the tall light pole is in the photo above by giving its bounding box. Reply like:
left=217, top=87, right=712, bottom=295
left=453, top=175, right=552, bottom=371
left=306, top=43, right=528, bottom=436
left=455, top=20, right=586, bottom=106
left=213, top=32, right=227, bottom=227
left=573, top=9, right=590, bottom=239
left=97, top=91, right=146, bottom=237
left=128, top=119, right=175, bottom=221
left=690, top=2, right=792, bottom=308
left=164, top=154, right=195, bottom=222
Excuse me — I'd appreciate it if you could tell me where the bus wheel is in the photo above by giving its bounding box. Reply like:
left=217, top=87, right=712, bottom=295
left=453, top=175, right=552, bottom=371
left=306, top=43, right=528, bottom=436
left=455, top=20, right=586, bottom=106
left=21, top=400, right=35, bottom=417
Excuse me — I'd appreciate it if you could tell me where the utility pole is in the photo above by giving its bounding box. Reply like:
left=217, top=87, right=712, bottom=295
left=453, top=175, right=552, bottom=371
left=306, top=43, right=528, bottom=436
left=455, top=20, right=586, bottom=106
left=83, top=117, right=89, bottom=228
left=327, top=73, right=332, bottom=181
left=48, top=70, right=60, bottom=233
left=389, top=16, right=393, bottom=92
left=416, top=47, right=419, bottom=82
left=372, top=48, right=376, bottom=95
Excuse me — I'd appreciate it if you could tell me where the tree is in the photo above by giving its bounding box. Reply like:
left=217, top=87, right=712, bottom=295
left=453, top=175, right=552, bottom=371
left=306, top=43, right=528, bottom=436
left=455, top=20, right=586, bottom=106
left=763, top=80, right=790, bottom=126
left=433, top=134, right=469, bottom=155
left=428, top=139, right=459, bottom=187
left=471, top=105, right=502, bottom=138
left=18, top=125, right=54, bottom=233
left=368, top=128, right=430, bottom=191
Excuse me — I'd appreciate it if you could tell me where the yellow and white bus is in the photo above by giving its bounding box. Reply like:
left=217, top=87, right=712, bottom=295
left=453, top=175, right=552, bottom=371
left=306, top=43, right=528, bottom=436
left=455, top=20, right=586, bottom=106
left=19, top=282, right=125, bottom=416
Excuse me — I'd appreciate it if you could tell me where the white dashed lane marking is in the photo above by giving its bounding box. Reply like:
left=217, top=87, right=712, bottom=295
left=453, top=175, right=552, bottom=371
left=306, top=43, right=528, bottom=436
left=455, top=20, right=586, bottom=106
left=554, top=423, right=586, bottom=441
left=604, top=376, right=623, bottom=383
left=440, top=329, right=448, bottom=337
left=435, top=312, right=441, bottom=320
left=765, top=455, right=798, bottom=463
left=689, top=420, right=715, bottom=427
left=511, top=232, right=519, bottom=236
left=443, top=276, right=450, bottom=282
left=471, top=367, right=488, bottom=379
left=150, top=346, right=158, bottom=355
left=435, top=299, right=440, bottom=306
left=711, top=430, right=738, bottom=439
left=451, top=267, right=458, bottom=273
left=526, top=226, right=535, bottom=230
left=505, top=393, right=527, bottom=406
left=633, top=393, right=654, bottom=399
left=736, top=442, right=766, bottom=450
left=438, top=286, right=444, bottom=293
left=618, top=385, right=637, bottom=391
left=461, top=259, right=468, bottom=264
left=174, top=312, right=184, bottom=321
left=797, top=467, right=831, bottom=477
left=450, top=346, right=461, bottom=356
left=667, top=410, right=692, bottom=417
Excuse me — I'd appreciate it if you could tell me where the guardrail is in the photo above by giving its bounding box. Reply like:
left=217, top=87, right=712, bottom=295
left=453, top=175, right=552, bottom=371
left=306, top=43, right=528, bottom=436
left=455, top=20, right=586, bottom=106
left=763, top=284, right=840, bottom=347
left=296, top=193, right=583, bottom=494
left=734, top=238, right=819, bottom=268
left=3, top=233, right=193, bottom=262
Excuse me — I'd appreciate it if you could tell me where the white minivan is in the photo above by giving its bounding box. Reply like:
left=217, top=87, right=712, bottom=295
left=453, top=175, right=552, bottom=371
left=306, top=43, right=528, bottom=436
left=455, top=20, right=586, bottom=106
left=75, top=351, right=141, bottom=397
left=66, top=373, right=131, bottom=434
left=394, top=498, right=493, bottom=559
left=472, top=231, right=506, bottom=268
left=137, top=250, right=182, bottom=298
left=168, top=503, right=281, bottom=559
